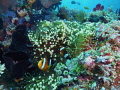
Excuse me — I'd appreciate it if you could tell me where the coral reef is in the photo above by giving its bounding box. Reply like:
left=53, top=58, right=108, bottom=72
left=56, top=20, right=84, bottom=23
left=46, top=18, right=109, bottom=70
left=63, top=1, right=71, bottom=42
left=27, top=19, right=120, bottom=89
left=23, top=74, right=58, bottom=90
left=28, top=20, right=82, bottom=61
left=58, top=7, right=87, bottom=22
left=0, top=0, right=120, bottom=89
left=88, top=10, right=119, bottom=23
left=74, top=10, right=87, bottom=22
left=67, top=22, right=95, bottom=57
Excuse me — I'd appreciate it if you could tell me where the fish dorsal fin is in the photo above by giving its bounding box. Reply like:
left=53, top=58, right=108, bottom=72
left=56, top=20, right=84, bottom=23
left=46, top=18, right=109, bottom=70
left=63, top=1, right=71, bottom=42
left=41, top=58, right=46, bottom=69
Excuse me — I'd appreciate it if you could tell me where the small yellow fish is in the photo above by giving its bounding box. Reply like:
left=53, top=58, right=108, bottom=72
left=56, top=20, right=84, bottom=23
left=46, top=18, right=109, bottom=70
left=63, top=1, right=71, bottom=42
left=84, top=7, right=89, bottom=9
left=15, top=78, right=23, bottom=82
left=63, top=6, right=67, bottom=8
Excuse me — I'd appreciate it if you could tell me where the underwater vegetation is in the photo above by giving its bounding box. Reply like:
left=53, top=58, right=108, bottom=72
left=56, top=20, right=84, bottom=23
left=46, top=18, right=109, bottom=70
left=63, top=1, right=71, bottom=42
left=0, top=0, right=120, bottom=90
left=74, top=10, right=87, bottom=22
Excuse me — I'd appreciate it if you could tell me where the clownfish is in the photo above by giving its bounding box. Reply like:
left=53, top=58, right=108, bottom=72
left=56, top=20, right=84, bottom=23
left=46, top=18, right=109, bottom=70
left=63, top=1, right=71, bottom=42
left=59, top=46, right=71, bottom=59
left=38, top=58, right=52, bottom=71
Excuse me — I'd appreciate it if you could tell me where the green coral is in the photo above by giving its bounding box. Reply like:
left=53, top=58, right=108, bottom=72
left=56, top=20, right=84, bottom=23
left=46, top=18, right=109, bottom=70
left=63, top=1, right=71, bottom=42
left=28, top=20, right=96, bottom=60
left=67, top=22, right=96, bottom=57
left=74, top=10, right=87, bottom=22
left=22, top=74, right=58, bottom=90
left=71, top=63, right=85, bottom=75
left=28, top=20, right=82, bottom=61
left=66, top=58, right=85, bottom=75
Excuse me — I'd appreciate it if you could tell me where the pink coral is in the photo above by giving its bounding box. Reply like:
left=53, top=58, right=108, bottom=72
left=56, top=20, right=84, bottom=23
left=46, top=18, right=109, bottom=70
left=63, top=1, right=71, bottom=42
left=40, top=0, right=62, bottom=8
left=93, top=4, right=104, bottom=11
left=85, top=56, right=95, bottom=66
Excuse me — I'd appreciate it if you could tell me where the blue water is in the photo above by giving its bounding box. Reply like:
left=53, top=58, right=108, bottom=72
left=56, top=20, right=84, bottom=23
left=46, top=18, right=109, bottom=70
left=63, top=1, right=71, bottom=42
left=61, top=0, right=120, bottom=12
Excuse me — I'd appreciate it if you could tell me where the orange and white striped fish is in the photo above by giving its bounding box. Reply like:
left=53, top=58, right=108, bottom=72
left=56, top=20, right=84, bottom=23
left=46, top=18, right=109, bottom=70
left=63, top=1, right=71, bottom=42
left=59, top=46, right=71, bottom=59
left=38, top=58, right=52, bottom=71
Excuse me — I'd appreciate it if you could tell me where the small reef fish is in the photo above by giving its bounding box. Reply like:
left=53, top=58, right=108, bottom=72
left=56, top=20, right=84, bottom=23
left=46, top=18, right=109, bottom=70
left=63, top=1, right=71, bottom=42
left=15, top=78, right=23, bottom=83
left=84, top=7, right=89, bottom=9
left=38, top=58, right=53, bottom=71
left=59, top=46, right=71, bottom=59
left=71, top=1, right=76, bottom=4
left=71, top=1, right=81, bottom=5
left=38, top=45, right=70, bottom=71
